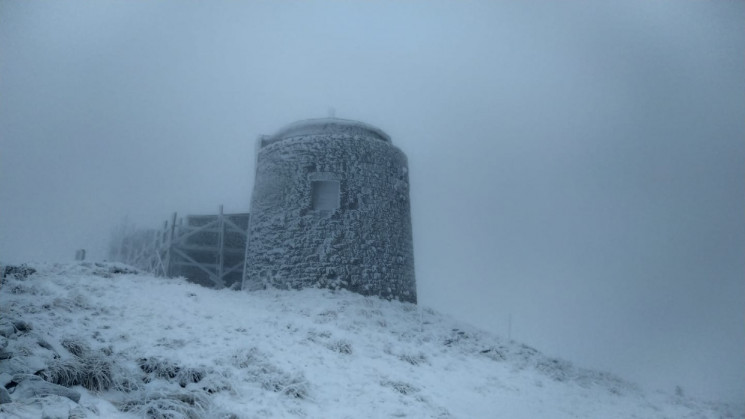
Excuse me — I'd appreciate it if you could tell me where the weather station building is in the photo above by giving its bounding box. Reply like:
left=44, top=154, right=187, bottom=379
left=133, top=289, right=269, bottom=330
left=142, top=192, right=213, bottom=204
left=242, top=118, right=417, bottom=303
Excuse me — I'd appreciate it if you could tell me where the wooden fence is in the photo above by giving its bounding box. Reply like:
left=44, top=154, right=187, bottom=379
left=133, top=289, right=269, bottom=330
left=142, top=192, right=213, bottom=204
left=112, top=206, right=249, bottom=289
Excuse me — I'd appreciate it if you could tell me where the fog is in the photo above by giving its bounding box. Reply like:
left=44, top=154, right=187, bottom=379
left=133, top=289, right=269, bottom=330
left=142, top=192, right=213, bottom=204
left=1, top=0, right=743, bottom=404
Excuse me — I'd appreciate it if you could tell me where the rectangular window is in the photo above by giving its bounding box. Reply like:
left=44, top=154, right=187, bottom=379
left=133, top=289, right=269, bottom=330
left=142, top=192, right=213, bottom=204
left=311, top=180, right=340, bottom=211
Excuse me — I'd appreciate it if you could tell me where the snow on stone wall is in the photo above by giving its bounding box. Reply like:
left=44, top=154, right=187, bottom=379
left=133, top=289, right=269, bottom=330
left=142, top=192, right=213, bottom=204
left=243, top=118, right=416, bottom=303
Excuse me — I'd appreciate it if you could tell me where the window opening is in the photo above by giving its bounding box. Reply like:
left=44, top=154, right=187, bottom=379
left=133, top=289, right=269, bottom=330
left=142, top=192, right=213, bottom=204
left=311, top=180, right=340, bottom=211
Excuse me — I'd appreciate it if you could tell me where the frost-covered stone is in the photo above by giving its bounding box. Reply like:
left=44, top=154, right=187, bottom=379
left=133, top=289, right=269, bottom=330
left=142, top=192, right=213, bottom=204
left=0, top=387, right=11, bottom=404
left=9, top=374, right=81, bottom=403
left=243, top=118, right=417, bottom=303
left=0, top=323, right=15, bottom=338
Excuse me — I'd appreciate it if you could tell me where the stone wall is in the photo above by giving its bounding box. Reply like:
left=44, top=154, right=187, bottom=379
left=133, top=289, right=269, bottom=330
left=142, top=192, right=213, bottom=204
left=243, top=119, right=416, bottom=303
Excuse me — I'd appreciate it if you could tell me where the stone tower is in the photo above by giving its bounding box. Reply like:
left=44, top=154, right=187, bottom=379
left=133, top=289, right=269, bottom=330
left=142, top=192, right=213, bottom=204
left=242, top=118, right=416, bottom=303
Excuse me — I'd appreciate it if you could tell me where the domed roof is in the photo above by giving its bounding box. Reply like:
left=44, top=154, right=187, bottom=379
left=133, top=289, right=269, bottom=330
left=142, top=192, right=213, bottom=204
left=260, top=118, right=391, bottom=148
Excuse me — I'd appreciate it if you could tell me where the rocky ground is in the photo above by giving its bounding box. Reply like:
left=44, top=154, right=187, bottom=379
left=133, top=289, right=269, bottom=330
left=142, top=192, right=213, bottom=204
left=0, top=262, right=741, bottom=418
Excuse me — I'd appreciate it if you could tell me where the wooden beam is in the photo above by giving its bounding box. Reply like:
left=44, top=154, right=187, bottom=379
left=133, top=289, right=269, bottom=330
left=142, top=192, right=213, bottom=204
left=217, top=205, right=225, bottom=285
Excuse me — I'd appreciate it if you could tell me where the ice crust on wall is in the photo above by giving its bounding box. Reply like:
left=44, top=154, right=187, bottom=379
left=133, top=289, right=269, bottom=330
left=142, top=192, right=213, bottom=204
left=243, top=118, right=417, bottom=303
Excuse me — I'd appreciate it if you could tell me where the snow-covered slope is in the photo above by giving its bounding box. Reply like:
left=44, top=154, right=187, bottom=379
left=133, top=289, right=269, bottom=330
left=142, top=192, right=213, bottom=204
left=0, top=263, right=740, bottom=418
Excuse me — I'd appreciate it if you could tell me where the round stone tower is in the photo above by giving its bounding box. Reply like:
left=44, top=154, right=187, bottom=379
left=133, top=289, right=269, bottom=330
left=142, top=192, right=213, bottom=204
left=242, top=118, right=416, bottom=303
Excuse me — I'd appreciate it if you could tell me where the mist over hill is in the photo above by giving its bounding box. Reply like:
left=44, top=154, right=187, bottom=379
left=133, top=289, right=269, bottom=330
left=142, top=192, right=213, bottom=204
left=2, top=1, right=743, bottom=405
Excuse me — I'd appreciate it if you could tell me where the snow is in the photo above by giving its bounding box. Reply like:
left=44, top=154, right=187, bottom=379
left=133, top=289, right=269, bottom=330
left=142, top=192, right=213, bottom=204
left=1, top=262, right=741, bottom=418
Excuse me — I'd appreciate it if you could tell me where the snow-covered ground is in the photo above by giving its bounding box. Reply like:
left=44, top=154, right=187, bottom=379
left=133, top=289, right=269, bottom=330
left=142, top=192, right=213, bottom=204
left=0, top=262, right=740, bottom=418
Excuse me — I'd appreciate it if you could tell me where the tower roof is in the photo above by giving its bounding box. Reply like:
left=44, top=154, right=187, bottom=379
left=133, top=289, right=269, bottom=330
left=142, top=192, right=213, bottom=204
left=260, top=118, right=391, bottom=148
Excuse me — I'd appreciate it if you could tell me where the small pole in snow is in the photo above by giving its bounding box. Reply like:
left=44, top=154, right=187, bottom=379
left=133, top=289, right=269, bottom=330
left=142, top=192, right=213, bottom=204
left=328, top=107, right=336, bottom=118
left=508, top=314, right=512, bottom=341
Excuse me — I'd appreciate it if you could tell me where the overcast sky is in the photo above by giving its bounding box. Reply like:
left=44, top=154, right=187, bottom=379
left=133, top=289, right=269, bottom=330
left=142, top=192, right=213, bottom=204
left=1, top=0, right=743, bottom=404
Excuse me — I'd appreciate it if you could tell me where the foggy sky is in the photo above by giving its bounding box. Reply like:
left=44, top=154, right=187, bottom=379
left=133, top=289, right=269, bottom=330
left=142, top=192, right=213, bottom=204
left=1, top=0, right=743, bottom=404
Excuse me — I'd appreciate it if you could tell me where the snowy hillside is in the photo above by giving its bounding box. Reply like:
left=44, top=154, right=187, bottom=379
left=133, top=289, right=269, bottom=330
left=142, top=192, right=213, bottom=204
left=0, top=263, right=740, bottom=418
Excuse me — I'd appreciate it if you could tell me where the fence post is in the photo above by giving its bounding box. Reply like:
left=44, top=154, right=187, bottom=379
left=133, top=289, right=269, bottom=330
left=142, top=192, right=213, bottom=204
left=159, top=220, right=168, bottom=276
left=164, top=212, right=177, bottom=277
left=241, top=214, right=251, bottom=290
left=150, top=228, right=159, bottom=273
left=217, top=205, right=225, bottom=286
